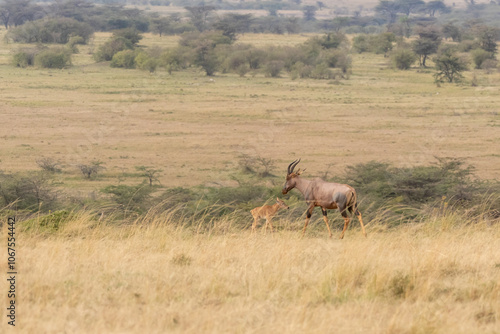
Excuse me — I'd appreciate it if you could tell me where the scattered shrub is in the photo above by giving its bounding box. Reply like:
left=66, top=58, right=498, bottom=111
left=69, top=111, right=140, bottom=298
left=457, top=39, right=480, bottom=53
left=12, top=48, right=40, bottom=68
left=34, top=48, right=72, bottom=69
left=94, top=36, right=134, bottom=62
left=112, top=28, right=143, bottom=46
left=343, top=158, right=477, bottom=206
left=135, top=52, right=159, bottom=73
left=392, top=48, right=417, bottom=70
left=470, top=48, right=494, bottom=69
left=37, top=157, right=62, bottom=173
left=102, top=184, right=154, bottom=213
left=37, top=210, right=70, bottom=231
left=111, top=50, right=137, bottom=68
left=372, top=32, right=396, bottom=55
left=264, top=60, right=284, bottom=77
left=480, top=58, right=498, bottom=73
left=352, top=35, right=369, bottom=53
left=160, top=48, right=189, bottom=73
left=78, top=161, right=105, bottom=179
left=310, top=63, right=335, bottom=79
left=67, top=36, right=85, bottom=53
left=0, top=172, right=57, bottom=210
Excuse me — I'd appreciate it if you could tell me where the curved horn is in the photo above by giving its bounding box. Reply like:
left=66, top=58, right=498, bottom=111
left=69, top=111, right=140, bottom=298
left=287, top=159, right=298, bottom=174
left=287, top=158, right=301, bottom=175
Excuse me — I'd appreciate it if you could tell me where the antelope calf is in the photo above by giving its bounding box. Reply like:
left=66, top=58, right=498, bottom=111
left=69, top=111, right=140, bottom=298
left=251, top=198, right=289, bottom=233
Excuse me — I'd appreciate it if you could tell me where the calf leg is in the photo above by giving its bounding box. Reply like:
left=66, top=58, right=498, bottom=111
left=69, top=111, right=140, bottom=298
left=321, top=208, right=333, bottom=238
left=252, top=217, right=258, bottom=233
left=265, top=217, right=274, bottom=233
left=355, top=208, right=367, bottom=238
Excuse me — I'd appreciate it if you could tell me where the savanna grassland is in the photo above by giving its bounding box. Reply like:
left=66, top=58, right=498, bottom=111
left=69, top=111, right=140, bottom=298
left=1, top=27, right=500, bottom=333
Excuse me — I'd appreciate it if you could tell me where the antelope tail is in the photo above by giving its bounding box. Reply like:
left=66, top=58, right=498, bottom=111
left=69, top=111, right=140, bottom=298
left=346, top=190, right=357, bottom=209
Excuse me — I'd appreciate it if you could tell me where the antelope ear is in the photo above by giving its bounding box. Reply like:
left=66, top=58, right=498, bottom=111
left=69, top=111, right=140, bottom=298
left=297, top=168, right=306, bottom=175
left=276, top=197, right=280, bottom=201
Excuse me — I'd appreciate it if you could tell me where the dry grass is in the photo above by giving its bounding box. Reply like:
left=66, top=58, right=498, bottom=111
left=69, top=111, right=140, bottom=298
left=3, top=208, right=499, bottom=333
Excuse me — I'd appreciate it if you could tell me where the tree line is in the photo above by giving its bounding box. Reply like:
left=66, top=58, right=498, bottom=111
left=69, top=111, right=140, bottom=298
left=4, top=0, right=500, bottom=84
left=3, top=0, right=500, bottom=37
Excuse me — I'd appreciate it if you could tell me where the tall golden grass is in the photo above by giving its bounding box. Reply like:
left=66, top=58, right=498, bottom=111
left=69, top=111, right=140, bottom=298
left=3, top=204, right=498, bottom=333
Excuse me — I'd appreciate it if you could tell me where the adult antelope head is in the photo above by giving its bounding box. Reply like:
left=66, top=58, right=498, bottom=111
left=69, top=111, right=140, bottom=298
left=282, top=158, right=304, bottom=195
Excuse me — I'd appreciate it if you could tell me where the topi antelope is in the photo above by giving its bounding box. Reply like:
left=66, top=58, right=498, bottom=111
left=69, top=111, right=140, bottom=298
left=250, top=198, right=289, bottom=233
left=282, top=159, right=367, bottom=239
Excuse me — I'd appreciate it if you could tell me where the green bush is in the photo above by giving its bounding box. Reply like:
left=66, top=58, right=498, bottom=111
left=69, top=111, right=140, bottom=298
left=291, top=61, right=312, bottom=79
left=135, top=52, right=159, bottom=73
left=160, top=47, right=189, bottom=73
left=94, top=37, right=134, bottom=62
left=391, top=48, right=417, bottom=70
left=111, top=50, right=136, bottom=68
left=264, top=60, right=284, bottom=77
left=34, top=48, right=71, bottom=69
left=38, top=210, right=70, bottom=231
left=67, top=36, right=85, bottom=53
left=12, top=49, right=37, bottom=68
left=102, top=184, right=154, bottom=213
left=245, top=48, right=267, bottom=70
left=318, top=32, right=349, bottom=49
left=371, top=32, right=396, bottom=55
left=470, top=48, right=494, bottom=69
left=343, top=158, right=477, bottom=205
left=0, top=172, right=58, bottom=211
left=480, top=58, right=498, bottom=72
left=310, top=63, right=335, bottom=79
left=457, top=39, right=480, bottom=53
left=112, top=28, right=143, bottom=46
left=322, top=49, right=352, bottom=74
left=6, top=18, right=93, bottom=44
left=20, top=210, right=73, bottom=232
left=352, top=35, right=369, bottom=53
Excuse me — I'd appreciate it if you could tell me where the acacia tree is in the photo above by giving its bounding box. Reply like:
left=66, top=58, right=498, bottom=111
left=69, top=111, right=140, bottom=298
left=476, top=26, right=499, bottom=54
left=302, top=5, right=317, bottom=21
left=442, top=22, right=462, bottom=42
left=150, top=16, right=170, bottom=37
left=180, top=31, right=232, bottom=76
left=375, top=1, right=400, bottom=26
left=0, top=0, right=41, bottom=29
left=213, top=13, right=254, bottom=41
left=412, top=25, right=442, bottom=67
left=396, top=0, right=425, bottom=16
left=434, top=50, right=468, bottom=83
left=424, top=0, right=450, bottom=17
left=185, top=5, right=215, bottom=32
left=135, top=166, right=162, bottom=186
left=48, top=0, right=94, bottom=21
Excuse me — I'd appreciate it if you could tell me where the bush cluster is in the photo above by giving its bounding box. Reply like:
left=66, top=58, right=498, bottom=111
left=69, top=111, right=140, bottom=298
left=338, top=158, right=500, bottom=224
left=2, top=156, right=499, bottom=230
left=352, top=33, right=396, bottom=55
left=128, top=31, right=353, bottom=78
left=94, top=28, right=141, bottom=62
left=12, top=46, right=72, bottom=69
left=6, top=18, right=93, bottom=44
